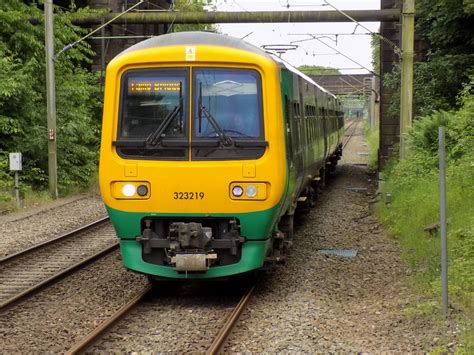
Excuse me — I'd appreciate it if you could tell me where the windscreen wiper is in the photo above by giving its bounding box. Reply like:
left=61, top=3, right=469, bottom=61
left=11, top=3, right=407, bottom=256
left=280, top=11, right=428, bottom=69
left=199, top=105, right=233, bottom=147
left=145, top=102, right=182, bottom=146
left=146, top=81, right=184, bottom=146
left=197, top=82, right=232, bottom=147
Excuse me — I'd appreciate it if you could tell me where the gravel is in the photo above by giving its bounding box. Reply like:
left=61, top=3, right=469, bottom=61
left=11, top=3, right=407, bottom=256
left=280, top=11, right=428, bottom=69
left=90, top=282, right=247, bottom=353
left=222, top=120, right=445, bottom=352
left=0, top=120, right=450, bottom=352
left=0, top=194, right=107, bottom=257
left=0, top=252, right=147, bottom=353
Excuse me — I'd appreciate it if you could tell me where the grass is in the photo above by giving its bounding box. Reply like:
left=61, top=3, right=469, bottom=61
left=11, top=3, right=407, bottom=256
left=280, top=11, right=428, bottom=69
left=363, top=117, right=380, bottom=170
left=377, top=157, right=474, bottom=352
left=0, top=172, right=100, bottom=215
left=0, top=187, right=53, bottom=214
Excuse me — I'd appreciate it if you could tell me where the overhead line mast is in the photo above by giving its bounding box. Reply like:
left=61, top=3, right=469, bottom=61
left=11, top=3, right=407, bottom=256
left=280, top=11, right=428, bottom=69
left=44, top=0, right=57, bottom=199
left=69, top=9, right=401, bottom=25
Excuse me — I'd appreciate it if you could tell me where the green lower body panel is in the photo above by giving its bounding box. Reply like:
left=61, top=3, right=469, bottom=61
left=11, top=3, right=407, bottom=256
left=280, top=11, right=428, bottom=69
left=120, top=239, right=271, bottom=279
left=106, top=205, right=281, bottom=240
left=104, top=205, right=281, bottom=279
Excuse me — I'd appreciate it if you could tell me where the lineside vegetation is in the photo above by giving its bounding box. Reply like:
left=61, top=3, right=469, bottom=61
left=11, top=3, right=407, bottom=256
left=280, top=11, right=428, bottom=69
left=0, top=0, right=101, bottom=211
left=378, top=84, right=473, bottom=351
left=0, top=0, right=212, bottom=213
left=375, top=0, right=474, bottom=350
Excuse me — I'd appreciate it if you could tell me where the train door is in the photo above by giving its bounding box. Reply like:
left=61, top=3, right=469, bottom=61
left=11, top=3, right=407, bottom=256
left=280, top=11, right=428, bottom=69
left=314, top=90, right=323, bottom=164
left=321, top=93, right=329, bottom=159
left=284, top=95, right=294, bottom=169
left=291, top=75, right=304, bottom=200
left=300, top=78, right=311, bottom=178
left=326, top=98, right=334, bottom=154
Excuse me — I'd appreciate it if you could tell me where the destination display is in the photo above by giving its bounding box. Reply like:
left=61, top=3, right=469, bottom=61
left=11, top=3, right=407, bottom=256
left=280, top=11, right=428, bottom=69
left=128, top=80, right=182, bottom=94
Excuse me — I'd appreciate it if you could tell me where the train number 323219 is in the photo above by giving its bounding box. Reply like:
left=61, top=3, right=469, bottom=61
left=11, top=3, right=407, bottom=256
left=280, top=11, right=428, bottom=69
left=173, top=192, right=205, bottom=200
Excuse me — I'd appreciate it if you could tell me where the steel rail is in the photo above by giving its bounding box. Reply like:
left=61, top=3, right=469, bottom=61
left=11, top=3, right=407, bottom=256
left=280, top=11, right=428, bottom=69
left=0, top=242, right=118, bottom=312
left=65, top=285, right=152, bottom=355
left=0, top=195, right=91, bottom=225
left=342, top=118, right=360, bottom=149
left=207, top=285, right=255, bottom=355
left=0, top=217, right=116, bottom=312
left=0, top=216, right=109, bottom=265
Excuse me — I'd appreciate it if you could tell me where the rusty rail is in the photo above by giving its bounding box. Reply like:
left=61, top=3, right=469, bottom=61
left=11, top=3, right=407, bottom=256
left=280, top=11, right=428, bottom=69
left=207, top=285, right=255, bottom=355
left=65, top=285, right=152, bottom=355
left=0, top=218, right=116, bottom=312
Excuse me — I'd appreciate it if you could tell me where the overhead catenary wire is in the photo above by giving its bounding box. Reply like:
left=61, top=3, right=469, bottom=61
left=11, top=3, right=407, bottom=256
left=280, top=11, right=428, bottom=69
left=322, top=0, right=401, bottom=56
left=229, top=0, right=267, bottom=27
left=338, top=77, right=366, bottom=95
left=289, top=34, right=378, bottom=76
left=167, top=0, right=176, bottom=33
left=55, top=0, right=145, bottom=59
left=316, top=37, right=378, bottom=76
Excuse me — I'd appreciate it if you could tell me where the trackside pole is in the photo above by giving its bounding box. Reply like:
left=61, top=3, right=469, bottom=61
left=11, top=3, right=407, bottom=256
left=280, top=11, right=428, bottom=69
left=400, top=0, right=415, bottom=159
left=9, top=152, right=22, bottom=209
left=439, top=126, right=448, bottom=316
left=44, top=0, right=58, bottom=199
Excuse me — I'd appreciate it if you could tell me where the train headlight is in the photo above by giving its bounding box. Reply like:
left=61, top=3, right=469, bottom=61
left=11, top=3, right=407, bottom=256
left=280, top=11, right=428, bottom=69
left=111, top=181, right=151, bottom=199
left=232, top=185, right=244, bottom=197
left=122, top=184, right=136, bottom=197
left=245, top=185, right=257, bottom=198
left=229, top=182, right=268, bottom=201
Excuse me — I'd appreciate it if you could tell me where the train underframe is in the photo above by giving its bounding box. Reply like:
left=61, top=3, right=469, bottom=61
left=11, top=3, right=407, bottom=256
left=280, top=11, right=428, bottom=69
left=270, top=144, right=343, bottom=262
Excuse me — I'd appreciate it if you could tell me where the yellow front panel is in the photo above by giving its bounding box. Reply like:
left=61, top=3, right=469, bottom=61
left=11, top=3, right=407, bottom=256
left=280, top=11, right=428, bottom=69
left=99, top=45, right=286, bottom=214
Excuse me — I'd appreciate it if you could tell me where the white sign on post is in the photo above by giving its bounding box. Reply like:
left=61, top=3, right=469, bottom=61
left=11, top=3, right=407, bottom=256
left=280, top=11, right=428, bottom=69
left=9, top=152, right=22, bottom=171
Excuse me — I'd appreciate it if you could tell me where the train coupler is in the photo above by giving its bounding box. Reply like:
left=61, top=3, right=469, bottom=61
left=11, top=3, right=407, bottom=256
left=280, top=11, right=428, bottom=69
left=136, top=218, right=245, bottom=270
left=171, top=253, right=217, bottom=272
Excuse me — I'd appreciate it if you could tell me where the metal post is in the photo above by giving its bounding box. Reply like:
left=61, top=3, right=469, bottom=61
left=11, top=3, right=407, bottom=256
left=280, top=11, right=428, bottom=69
left=14, top=172, right=21, bottom=209
left=100, top=18, right=105, bottom=92
left=399, top=0, right=415, bottom=159
left=45, top=0, right=58, bottom=199
left=439, top=126, right=448, bottom=316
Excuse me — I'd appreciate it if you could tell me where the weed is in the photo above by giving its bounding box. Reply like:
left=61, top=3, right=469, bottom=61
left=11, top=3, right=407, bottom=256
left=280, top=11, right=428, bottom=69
left=377, top=83, right=474, bottom=350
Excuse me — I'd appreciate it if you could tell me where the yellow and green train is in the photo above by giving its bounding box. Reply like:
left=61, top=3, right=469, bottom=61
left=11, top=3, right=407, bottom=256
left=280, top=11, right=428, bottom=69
left=99, top=32, right=344, bottom=280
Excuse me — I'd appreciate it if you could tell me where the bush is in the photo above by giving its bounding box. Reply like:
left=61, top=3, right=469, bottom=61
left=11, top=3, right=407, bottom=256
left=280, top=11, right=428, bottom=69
left=378, top=80, right=473, bottom=348
left=0, top=1, right=101, bottom=203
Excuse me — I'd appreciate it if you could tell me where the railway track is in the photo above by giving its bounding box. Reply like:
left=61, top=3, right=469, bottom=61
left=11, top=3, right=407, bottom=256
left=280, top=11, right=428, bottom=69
left=207, top=285, right=255, bottom=354
left=343, top=118, right=360, bottom=149
left=65, top=284, right=255, bottom=354
left=0, top=195, right=92, bottom=224
left=0, top=217, right=118, bottom=311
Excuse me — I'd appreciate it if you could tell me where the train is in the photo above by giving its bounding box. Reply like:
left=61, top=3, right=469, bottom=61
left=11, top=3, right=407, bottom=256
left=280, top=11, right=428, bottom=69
left=99, top=31, right=344, bottom=280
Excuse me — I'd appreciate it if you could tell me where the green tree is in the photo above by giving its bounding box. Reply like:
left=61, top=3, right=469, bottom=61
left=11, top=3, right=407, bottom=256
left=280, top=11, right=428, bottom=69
left=371, top=33, right=380, bottom=76
left=171, top=0, right=217, bottom=33
left=297, top=65, right=341, bottom=75
left=417, top=0, right=474, bottom=55
left=384, top=0, right=474, bottom=117
left=0, top=0, right=100, bottom=200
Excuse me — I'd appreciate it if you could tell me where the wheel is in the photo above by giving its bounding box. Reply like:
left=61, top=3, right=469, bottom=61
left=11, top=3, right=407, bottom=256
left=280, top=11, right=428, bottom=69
left=279, top=214, right=294, bottom=241
left=309, top=186, right=317, bottom=208
left=319, top=168, right=326, bottom=189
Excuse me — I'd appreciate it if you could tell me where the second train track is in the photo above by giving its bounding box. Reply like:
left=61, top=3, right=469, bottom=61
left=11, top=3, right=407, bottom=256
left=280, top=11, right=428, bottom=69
left=0, top=217, right=118, bottom=311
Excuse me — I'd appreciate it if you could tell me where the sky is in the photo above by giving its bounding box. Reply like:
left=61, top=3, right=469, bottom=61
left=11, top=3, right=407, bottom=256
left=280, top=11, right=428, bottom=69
left=212, top=0, right=381, bottom=74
